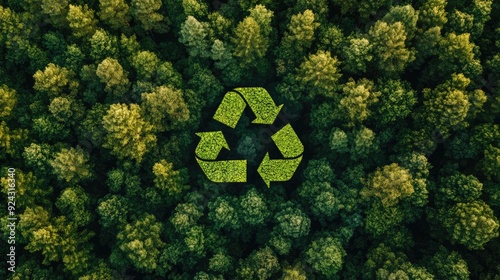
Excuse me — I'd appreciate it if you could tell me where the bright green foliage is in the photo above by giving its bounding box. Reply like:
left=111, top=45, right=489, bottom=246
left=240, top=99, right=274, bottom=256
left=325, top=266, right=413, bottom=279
left=382, top=5, right=419, bottom=40
left=0, top=85, right=16, bottom=118
left=233, top=17, right=268, bottom=64
left=368, top=21, right=414, bottom=74
left=361, top=163, right=414, bottom=207
left=19, top=207, right=93, bottom=275
left=102, top=103, right=156, bottom=162
left=239, top=188, right=270, bottom=226
left=282, top=263, right=307, bottom=280
left=153, top=159, right=189, bottom=197
left=481, top=145, right=500, bottom=181
left=97, top=194, right=129, bottom=228
left=170, top=202, right=203, bottom=233
left=208, top=252, right=233, bottom=274
left=131, top=51, right=160, bottom=80
left=437, top=173, right=483, bottom=204
left=23, top=143, right=52, bottom=175
left=298, top=50, right=342, bottom=98
left=96, top=57, right=130, bottom=97
left=141, top=86, right=190, bottom=132
left=350, top=127, right=378, bottom=161
left=40, top=0, right=69, bottom=27
left=98, top=0, right=131, bottom=30
left=365, top=202, right=405, bottom=236
left=208, top=196, right=241, bottom=230
left=249, top=5, right=273, bottom=37
left=182, top=0, right=208, bottom=18
left=179, top=16, right=210, bottom=58
left=285, top=10, right=318, bottom=50
left=329, top=128, right=349, bottom=153
left=437, top=33, right=481, bottom=78
left=67, top=5, right=98, bottom=38
left=0, top=122, right=28, bottom=157
left=237, top=247, right=279, bottom=279
left=419, top=73, right=470, bottom=136
left=130, top=0, right=167, bottom=33
left=305, top=237, right=345, bottom=278
left=49, top=147, right=92, bottom=184
left=337, top=78, right=380, bottom=126
left=116, top=214, right=165, bottom=272
left=441, top=200, right=499, bottom=250
left=342, top=37, right=372, bottom=74
left=275, top=204, right=311, bottom=239
left=372, top=79, right=416, bottom=125
left=364, top=244, right=433, bottom=280
left=418, top=0, right=447, bottom=29
left=1, top=169, right=52, bottom=211
left=56, top=186, right=92, bottom=227
left=79, top=260, right=116, bottom=280
left=426, top=247, right=469, bottom=280
left=90, top=30, right=119, bottom=62
left=33, top=63, right=78, bottom=97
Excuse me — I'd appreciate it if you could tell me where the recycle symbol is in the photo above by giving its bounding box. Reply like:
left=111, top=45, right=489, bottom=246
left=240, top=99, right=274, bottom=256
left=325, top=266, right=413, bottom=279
left=195, top=87, right=304, bottom=187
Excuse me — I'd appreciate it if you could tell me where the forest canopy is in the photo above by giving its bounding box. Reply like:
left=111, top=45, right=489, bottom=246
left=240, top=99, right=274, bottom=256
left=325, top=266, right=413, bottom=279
left=1, top=0, right=500, bottom=279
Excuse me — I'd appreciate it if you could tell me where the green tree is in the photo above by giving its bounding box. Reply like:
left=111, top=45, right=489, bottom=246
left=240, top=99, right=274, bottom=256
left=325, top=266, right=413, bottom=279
left=441, top=200, right=499, bottom=249
left=274, top=203, right=311, bottom=239
left=480, top=145, right=500, bottom=181
left=425, top=247, right=469, bottom=280
left=208, top=196, right=241, bottom=231
left=368, top=21, right=414, bottom=75
left=55, top=186, right=92, bottom=227
left=297, top=50, right=342, bottom=99
left=153, top=159, right=190, bottom=198
left=102, top=103, right=156, bottom=162
left=233, top=16, right=268, bottom=65
left=33, top=63, right=78, bottom=97
left=67, top=4, right=98, bottom=38
left=115, top=214, right=165, bottom=272
left=342, top=36, right=373, bottom=74
left=40, top=0, right=69, bottom=28
left=371, top=79, right=416, bottom=126
left=237, top=247, right=279, bottom=279
left=305, top=237, right=346, bottom=278
left=49, top=147, right=92, bottom=184
left=131, top=50, right=160, bottom=80
left=179, top=16, right=210, bottom=58
left=239, top=188, right=270, bottom=226
left=98, top=0, right=131, bottom=30
left=418, top=0, right=448, bottom=29
left=361, top=163, right=414, bottom=207
left=90, top=30, right=119, bottom=62
left=336, top=78, right=380, bottom=126
left=0, top=84, right=16, bottom=119
left=130, top=0, right=168, bottom=33
left=96, top=57, right=130, bottom=98
left=141, top=86, right=190, bottom=132
left=97, top=194, right=129, bottom=228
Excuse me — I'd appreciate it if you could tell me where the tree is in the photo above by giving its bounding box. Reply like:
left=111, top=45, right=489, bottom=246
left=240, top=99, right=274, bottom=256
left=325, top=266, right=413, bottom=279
left=49, top=147, right=92, bottom=184
left=182, top=0, right=208, bottom=18
left=232, top=17, right=268, bottom=65
left=297, top=50, right=342, bottom=99
left=66, top=4, right=98, bottom=38
left=237, top=247, right=279, bottom=279
left=141, top=86, right=190, bottom=132
left=480, top=145, right=500, bottom=181
left=208, top=196, right=241, bottom=231
left=417, top=73, right=471, bottom=136
left=131, top=50, right=160, bottom=80
left=382, top=5, right=419, bottom=40
left=0, top=84, right=16, bottom=119
left=361, top=163, right=414, bottom=207
left=55, top=186, right=92, bottom=227
left=441, top=200, right=499, bottom=249
left=371, top=79, right=416, bottom=126
left=97, top=194, right=129, bottom=228
left=179, top=16, right=210, bottom=58
left=305, top=237, right=346, bottom=278
left=342, top=37, right=372, bottom=74
left=40, top=0, right=69, bottom=28
left=116, top=214, right=165, bottom=272
left=425, top=247, right=469, bottom=280
left=33, top=63, right=78, bottom=97
left=274, top=203, right=311, bottom=239
left=249, top=5, right=273, bottom=37
left=436, top=173, right=483, bottom=205
left=90, top=30, right=119, bottom=62
left=418, top=0, right=448, bottom=29
left=368, top=21, right=414, bottom=75
left=102, top=103, right=156, bottom=162
left=239, top=188, right=270, bottom=226
left=336, top=78, right=380, bottom=126
left=98, top=0, right=131, bottom=30
left=130, top=0, right=168, bottom=33
left=152, top=159, right=190, bottom=198
left=96, top=57, right=130, bottom=98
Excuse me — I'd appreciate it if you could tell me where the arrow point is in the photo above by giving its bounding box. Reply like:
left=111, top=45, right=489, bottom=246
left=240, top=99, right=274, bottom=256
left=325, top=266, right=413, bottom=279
left=258, top=153, right=272, bottom=187
left=251, top=104, right=283, bottom=125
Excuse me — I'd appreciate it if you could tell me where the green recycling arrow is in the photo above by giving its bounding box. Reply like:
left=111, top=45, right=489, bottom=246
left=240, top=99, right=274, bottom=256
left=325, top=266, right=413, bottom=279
left=196, top=158, right=247, bottom=183
left=257, top=124, right=303, bottom=187
left=196, top=87, right=303, bottom=187
left=258, top=153, right=303, bottom=188
left=195, top=131, right=230, bottom=160
left=213, top=88, right=283, bottom=128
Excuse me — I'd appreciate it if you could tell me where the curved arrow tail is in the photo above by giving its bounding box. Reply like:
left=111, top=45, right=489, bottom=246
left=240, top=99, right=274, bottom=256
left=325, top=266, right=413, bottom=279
left=257, top=153, right=302, bottom=187
left=196, top=158, right=247, bottom=183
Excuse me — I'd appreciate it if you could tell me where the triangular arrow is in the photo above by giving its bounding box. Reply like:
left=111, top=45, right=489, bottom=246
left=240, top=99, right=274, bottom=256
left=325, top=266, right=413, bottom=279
left=195, top=131, right=230, bottom=160
left=234, top=87, right=283, bottom=125
left=257, top=153, right=302, bottom=187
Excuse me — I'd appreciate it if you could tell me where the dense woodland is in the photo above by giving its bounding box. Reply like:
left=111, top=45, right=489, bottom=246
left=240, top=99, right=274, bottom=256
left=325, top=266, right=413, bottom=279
left=1, top=0, right=500, bottom=279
